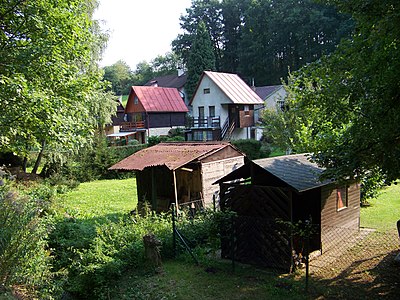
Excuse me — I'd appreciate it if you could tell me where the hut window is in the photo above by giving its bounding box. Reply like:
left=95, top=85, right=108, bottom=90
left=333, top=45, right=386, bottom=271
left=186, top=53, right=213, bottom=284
left=134, top=96, right=138, bottom=104
left=203, top=88, right=210, bottom=94
left=209, top=106, right=215, bottom=117
left=336, top=186, right=348, bottom=211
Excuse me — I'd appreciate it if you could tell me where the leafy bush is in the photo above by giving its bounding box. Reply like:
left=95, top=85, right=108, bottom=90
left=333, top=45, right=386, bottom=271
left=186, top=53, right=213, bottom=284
left=55, top=209, right=235, bottom=298
left=0, top=168, right=58, bottom=298
left=232, top=139, right=271, bottom=160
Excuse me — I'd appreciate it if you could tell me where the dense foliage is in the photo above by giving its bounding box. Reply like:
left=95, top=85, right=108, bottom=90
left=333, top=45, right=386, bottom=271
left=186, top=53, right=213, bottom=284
left=0, top=0, right=116, bottom=171
left=231, top=139, right=271, bottom=160
left=102, top=52, right=182, bottom=95
left=0, top=169, right=59, bottom=298
left=185, top=21, right=216, bottom=100
left=173, top=0, right=353, bottom=85
left=262, top=0, right=400, bottom=196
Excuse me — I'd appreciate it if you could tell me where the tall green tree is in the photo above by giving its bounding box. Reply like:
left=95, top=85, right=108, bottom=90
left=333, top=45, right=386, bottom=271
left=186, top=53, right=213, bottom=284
left=269, top=0, right=400, bottom=190
left=239, top=0, right=354, bottom=85
left=103, top=60, right=134, bottom=95
left=0, top=0, right=116, bottom=171
left=172, top=0, right=223, bottom=69
left=185, top=21, right=216, bottom=100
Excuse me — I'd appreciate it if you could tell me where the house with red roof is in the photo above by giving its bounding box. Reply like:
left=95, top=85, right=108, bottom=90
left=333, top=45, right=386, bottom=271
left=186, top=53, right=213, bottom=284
left=113, top=86, right=188, bottom=144
left=186, top=71, right=264, bottom=141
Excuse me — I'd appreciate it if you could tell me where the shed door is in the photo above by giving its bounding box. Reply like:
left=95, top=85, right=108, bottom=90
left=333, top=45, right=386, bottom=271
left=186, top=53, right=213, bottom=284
left=220, top=184, right=292, bottom=271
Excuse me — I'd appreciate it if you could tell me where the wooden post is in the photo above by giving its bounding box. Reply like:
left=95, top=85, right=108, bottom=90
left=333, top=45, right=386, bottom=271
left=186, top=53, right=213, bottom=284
left=151, top=168, right=157, bottom=210
left=173, top=170, right=179, bottom=209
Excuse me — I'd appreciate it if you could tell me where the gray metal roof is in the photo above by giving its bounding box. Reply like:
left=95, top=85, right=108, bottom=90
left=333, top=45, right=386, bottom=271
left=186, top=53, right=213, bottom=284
left=204, top=71, right=264, bottom=105
left=252, top=154, right=331, bottom=192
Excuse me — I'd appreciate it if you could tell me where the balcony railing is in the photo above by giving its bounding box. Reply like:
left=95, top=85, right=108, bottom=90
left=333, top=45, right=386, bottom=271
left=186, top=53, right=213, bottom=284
left=120, top=121, right=145, bottom=132
left=186, top=116, right=220, bottom=129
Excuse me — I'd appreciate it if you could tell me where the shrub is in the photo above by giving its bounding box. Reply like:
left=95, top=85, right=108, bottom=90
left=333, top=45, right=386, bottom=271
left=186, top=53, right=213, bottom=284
left=0, top=168, right=58, bottom=299
left=232, top=139, right=271, bottom=160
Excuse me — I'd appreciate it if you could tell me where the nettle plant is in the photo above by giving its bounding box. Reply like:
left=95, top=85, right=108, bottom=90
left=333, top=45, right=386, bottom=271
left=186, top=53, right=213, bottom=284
left=0, top=167, right=55, bottom=297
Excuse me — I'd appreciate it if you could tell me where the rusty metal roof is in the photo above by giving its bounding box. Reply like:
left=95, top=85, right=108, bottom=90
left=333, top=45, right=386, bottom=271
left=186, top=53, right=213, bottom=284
left=132, top=86, right=188, bottom=112
left=202, top=71, right=264, bottom=105
left=109, top=142, right=240, bottom=171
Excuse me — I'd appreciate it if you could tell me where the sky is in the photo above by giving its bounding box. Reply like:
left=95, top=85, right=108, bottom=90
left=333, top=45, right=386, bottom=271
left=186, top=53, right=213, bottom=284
left=93, top=0, right=192, bottom=70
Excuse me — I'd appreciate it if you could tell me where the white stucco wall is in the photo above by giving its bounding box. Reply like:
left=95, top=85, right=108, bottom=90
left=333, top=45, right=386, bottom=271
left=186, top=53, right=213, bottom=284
left=148, top=126, right=185, bottom=137
left=191, top=76, right=230, bottom=123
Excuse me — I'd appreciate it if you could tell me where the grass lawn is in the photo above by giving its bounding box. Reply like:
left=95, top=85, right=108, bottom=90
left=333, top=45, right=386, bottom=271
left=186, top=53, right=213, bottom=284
left=51, top=178, right=399, bottom=299
left=111, top=260, right=309, bottom=300
left=360, top=182, right=400, bottom=230
left=60, top=177, right=137, bottom=219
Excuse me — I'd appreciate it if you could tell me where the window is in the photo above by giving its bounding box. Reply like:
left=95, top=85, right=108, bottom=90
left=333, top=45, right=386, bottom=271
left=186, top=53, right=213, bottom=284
left=203, top=88, right=210, bottom=94
left=134, top=96, right=138, bottom=104
left=209, top=106, right=215, bottom=117
left=337, top=186, right=348, bottom=211
left=277, top=100, right=285, bottom=111
left=198, top=106, right=205, bottom=118
left=244, top=105, right=250, bottom=116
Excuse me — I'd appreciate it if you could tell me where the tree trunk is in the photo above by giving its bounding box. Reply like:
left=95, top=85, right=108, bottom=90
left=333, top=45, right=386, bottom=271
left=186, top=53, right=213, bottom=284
left=31, top=140, right=45, bottom=174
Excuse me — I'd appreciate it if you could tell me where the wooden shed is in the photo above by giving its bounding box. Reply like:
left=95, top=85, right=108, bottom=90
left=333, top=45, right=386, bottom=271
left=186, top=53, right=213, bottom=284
left=214, top=154, right=360, bottom=271
left=109, top=142, right=245, bottom=212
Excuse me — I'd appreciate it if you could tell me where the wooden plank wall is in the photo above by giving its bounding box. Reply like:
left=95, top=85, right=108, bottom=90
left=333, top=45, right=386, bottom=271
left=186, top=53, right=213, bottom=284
left=219, top=184, right=293, bottom=271
left=320, top=182, right=361, bottom=250
left=201, top=157, right=244, bottom=207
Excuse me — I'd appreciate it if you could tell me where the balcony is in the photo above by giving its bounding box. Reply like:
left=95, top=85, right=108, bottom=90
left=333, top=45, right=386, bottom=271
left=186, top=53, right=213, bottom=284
left=186, top=116, right=220, bottom=129
left=120, top=121, right=145, bottom=132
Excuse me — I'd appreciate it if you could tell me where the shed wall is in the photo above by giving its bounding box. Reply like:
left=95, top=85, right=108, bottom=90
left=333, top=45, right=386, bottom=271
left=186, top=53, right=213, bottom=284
left=201, top=156, right=244, bottom=206
left=320, top=183, right=360, bottom=250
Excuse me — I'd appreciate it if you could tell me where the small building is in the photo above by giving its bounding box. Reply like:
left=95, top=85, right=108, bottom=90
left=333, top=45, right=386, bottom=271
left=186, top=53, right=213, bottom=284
left=109, top=142, right=245, bottom=212
left=186, top=71, right=264, bottom=142
left=121, top=86, right=189, bottom=143
left=214, top=154, right=360, bottom=271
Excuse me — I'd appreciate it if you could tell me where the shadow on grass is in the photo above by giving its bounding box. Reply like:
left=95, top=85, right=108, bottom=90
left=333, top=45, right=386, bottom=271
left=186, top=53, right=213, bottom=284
left=311, top=250, right=400, bottom=299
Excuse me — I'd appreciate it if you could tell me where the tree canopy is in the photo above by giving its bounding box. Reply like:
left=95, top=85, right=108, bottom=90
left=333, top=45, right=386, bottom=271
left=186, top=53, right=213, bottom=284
left=264, top=0, right=400, bottom=190
left=173, top=0, right=353, bottom=85
left=0, top=0, right=116, bottom=166
left=185, top=21, right=216, bottom=100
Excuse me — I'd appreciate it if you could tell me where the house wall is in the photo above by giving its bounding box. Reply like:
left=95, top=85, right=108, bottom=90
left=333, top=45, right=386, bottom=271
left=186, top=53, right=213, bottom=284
left=264, top=87, right=287, bottom=111
left=201, top=156, right=245, bottom=207
left=148, top=112, right=186, bottom=128
left=191, top=76, right=230, bottom=123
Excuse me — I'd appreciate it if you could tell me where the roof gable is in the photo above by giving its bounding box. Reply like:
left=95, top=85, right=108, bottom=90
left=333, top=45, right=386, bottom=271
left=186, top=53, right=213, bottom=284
left=109, top=142, right=243, bottom=171
left=215, top=154, right=332, bottom=192
left=145, top=74, right=187, bottom=89
left=128, top=86, right=188, bottom=113
left=190, top=71, right=263, bottom=105
left=255, top=85, right=283, bottom=100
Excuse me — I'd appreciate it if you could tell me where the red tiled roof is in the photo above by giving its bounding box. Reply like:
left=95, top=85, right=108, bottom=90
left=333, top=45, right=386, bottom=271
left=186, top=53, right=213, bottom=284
left=132, top=86, right=188, bottom=113
left=109, top=142, right=240, bottom=171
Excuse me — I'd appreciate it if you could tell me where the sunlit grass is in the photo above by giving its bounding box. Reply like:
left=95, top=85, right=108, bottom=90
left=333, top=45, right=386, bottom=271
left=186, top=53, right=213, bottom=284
left=60, top=178, right=137, bottom=219
left=360, top=182, right=400, bottom=230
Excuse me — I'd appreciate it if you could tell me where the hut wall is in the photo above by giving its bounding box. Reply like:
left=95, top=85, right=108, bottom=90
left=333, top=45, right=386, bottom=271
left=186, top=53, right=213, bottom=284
left=320, top=182, right=360, bottom=251
left=136, top=167, right=174, bottom=211
left=201, top=156, right=244, bottom=207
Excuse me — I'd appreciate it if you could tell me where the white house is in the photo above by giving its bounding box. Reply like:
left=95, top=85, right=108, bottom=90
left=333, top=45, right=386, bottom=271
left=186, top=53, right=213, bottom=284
left=254, top=85, right=287, bottom=140
left=186, top=71, right=264, bottom=141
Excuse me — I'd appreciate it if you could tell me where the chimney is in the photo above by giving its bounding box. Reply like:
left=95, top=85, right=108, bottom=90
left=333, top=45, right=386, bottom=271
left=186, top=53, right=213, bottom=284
left=177, top=67, right=184, bottom=77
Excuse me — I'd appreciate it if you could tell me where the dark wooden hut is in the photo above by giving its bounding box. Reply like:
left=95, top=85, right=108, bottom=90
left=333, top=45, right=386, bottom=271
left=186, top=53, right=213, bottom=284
left=109, top=142, right=245, bottom=212
left=214, top=154, right=360, bottom=271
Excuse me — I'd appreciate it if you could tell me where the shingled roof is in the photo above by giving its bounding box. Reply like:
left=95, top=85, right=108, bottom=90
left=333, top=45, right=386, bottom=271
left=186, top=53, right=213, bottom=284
left=145, top=74, right=187, bottom=89
left=254, top=85, right=283, bottom=100
left=109, top=142, right=241, bottom=171
left=215, top=154, right=332, bottom=192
